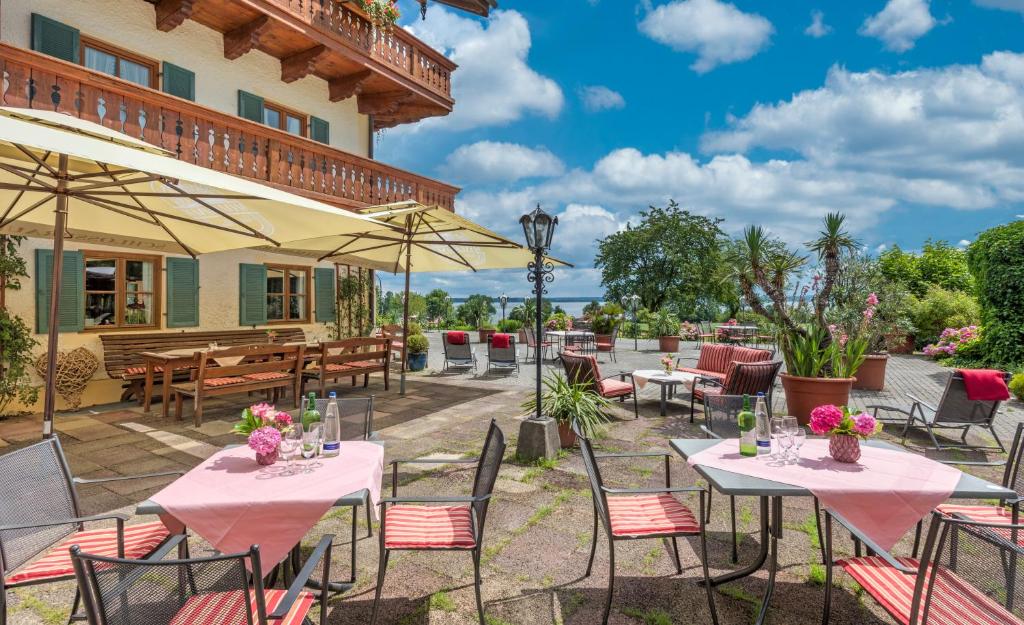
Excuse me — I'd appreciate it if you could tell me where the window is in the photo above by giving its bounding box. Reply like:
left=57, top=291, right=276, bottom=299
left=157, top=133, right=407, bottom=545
left=263, top=101, right=307, bottom=137
left=81, top=37, right=157, bottom=88
left=266, top=265, right=309, bottom=323
left=84, top=252, right=160, bottom=329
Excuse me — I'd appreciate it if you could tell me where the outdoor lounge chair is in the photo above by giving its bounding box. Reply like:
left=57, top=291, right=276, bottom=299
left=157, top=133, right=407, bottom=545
left=560, top=350, right=639, bottom=418
left=371, top=419, right=505, bottom=625
left=442, top=331, right=478, bottom=372
left=821, top=508, right=1024, bottom=625
left=0, top=438, right=185, bottom=625
left=689, top=360, right=782, bottom=422
left=523, top=325, right=555, bottom=362
left=869, top=370, right=1012, bottom=451
left=71, top=533, right=334, bottom=625
left=595, top=326, right=619, bottom=362
left=486, top=333, right=519, bottom=375
left=575, top=422, right=719, bottom=625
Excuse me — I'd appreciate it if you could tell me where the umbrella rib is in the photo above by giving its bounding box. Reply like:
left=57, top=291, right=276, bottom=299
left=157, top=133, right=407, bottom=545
left=418, top=216, right=479, bottom=271
left=73, top=195, right=175, bottom=227
left=77, top=194, right=269, bottom=239
left=0, top=193, right=56, bottom=229
left=410, top=240, right=475, bottom=271
left=87, top=191, right=264, bottom=199
left=0, top=163, right=58, bottom=192
left=0, top=161, right=48, bottom=223
left=70, top=174, right=167, bottom=193
left=13, top=145, right=59, bottom=177
left=159, top=179, right=279, bottom=246
left=68, top=168, right=142, bottom=180
left=315, top=235, right=362, bottom=262
left=327, top=240, right=402, bottom=258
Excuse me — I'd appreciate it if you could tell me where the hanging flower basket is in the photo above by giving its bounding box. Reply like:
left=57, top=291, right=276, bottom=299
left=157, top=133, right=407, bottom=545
left=352, top=0, right=400, bottom=32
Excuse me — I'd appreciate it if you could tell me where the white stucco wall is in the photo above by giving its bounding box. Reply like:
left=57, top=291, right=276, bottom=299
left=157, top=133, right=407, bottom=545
left=0, top=0, right=371, bottom=157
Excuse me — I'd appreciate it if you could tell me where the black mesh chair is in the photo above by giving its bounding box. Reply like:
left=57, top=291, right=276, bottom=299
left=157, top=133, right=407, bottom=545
left=700, top=395, right=745, bottom=564
left=71, top=533, right=333, bottom=625
left=0, top=438, right=184, bottom=625
left=485, top=335, right=519, bottom=375
left=822, top=509, right=1024, bottom=625
left=371, top=420, right=505, bottom=625
left=575, top=422, right=719, bottom=625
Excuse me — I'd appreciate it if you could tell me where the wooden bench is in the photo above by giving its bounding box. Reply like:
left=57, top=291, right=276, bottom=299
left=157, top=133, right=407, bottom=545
left=99, top=328, right=306, bottom=401
left=302, top=338, right=391, bottom=396
left=171, top=344, right=305, bottom=426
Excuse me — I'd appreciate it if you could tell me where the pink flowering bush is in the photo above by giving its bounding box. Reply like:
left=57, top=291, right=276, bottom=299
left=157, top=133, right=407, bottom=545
left=679, top=321, right=701, bottom=340
left=809, top=404, right=881, bottom=439
left=247, top=426, right=282, bottom=455
left=922, top=326, right=980, bottom=359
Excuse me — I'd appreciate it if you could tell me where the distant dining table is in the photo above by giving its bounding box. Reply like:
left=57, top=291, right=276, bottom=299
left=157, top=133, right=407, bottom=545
left=711, top=324, right=758, bottom=343
left=673, top=437, right=1015, bottom=625
left=545, top=330, right=596, bottom=354
left=632, top=370, right=698, bottom=416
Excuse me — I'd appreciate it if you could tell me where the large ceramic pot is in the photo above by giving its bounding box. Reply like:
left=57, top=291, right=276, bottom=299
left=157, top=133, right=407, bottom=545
left=408, top=351, right=428, bottom=371
left=518, top=329, right=528, bottom=343
left=557, top=422, right=576, bottom=448
left=780, top=374, right=856, bottom=425
left=658, top=336, right=681, bottom=352
left=595, top=334, right=612, bottom=346
left=478, top=329, right=496, bottom=343
left=853, top=354, right=889, bottom=391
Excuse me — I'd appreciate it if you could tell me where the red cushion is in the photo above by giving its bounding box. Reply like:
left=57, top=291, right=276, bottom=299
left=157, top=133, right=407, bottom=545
left=4, top=522, right=170, bottom=585
left=936, top=504, right=1023, bottom=544
left=324, top=364, right=354, bottom=373
left=346, top=360, right=382, bottom=368
left=598, top=378, right=633, bottom=397
left=732, top=346, right=773, bottom=364
left=123, top=365, right=164, bottom=377
left=596, top=342, right=614, bottom=351
left=693, top=385, right=723, bottom=402
left=838, top=556, right=1024, bottom=625
left=243, top=372, right=291, bottom=381
left=695, top=344, right=734, bottom=374
left=384, top=505, right=476, bottom=549
left=169, top=588, right=314, bottom=625
left=203, top=376, right=247, bottom=388
left=607, top=493, right=700, bottom=537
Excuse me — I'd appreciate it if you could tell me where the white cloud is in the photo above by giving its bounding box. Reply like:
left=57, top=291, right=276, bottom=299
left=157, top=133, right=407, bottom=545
left=974, top=0, right=1024, bottom=13
left=579, top=85, right=626, bottom=112
left=441, top=141, right=565, bottom=184
left=638, top=0, right=774, bottom=73
left=958, top=239, right=972, bottom=247
left=859, top=0, right=937, bottom=52
left=875, top=244, right=889, bottom=253
left=805, top=10, right=832, bottom=38
left=982, top=51, right=1024, bottom=84
left=402, top=9, right=563, bottom=131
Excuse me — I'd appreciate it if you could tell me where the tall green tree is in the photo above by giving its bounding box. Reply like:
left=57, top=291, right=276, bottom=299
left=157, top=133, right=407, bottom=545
left=0, top=235, right=38, bottom=415
left=457, top=294, right=496, bottom=327
left=424, top=288, right=453, bottom=324
left=510, top=297, right=552, bottom=325
left=879, top=240, right=971, bottom=296
left=595, top=201, right=728, bottom=316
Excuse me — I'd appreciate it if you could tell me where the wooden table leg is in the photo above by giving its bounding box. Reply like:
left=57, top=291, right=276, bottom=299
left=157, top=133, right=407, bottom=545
left=143, top=362, right=155, bottom=412
left=162, top=365, right=174, bottom=419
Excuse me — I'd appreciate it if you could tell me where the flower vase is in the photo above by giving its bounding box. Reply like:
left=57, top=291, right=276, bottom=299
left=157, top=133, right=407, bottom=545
left=829, top=434, right=861, bottom=463
left=256, top=447, right=279, bottom=466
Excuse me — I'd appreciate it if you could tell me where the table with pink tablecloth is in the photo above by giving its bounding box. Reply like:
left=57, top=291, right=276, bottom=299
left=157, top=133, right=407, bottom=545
left=148, top=441, right=384, bottom=569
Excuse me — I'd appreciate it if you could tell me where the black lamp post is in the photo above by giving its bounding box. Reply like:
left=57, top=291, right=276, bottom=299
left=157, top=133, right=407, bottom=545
left=520, top=204, right=557, bottom=421
left=621, top=294, right=640, bottom=350
left=499, top=293, right=509, bottom=323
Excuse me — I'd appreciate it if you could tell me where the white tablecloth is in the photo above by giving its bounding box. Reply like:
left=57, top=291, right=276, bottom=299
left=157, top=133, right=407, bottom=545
left=632, top=369, right=697, bottom=390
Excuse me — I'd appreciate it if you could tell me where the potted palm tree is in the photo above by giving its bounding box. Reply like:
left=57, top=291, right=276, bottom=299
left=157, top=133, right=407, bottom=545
left=650, top=309, right=681, bottom=352
left=522, top=373, right=613, bottom=448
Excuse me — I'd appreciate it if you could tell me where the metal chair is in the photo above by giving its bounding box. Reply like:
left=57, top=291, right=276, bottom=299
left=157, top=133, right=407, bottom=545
left=700, top=395, right=746, bottom=564
left=441, top=331, right=477, bottom=372
left=70, top=533, right=333, bottom=625
left=560, top=350, right=638, bottom=418
left=485, top=334, right=519, bottom=375
left=523, top=325, right=554, bottom=362
left=371, top=419, right=506, bottom=625
left=822, top=509, right=1024, bottom=625
left=0, top=438, right=184, bottom=625
left=689, top=360, right=782, bottom=422
left=575, top=422, right=719, bottom=625
left=595, top=326, right=619, bottom=362
left=870, top=371, right=1012, bottom=451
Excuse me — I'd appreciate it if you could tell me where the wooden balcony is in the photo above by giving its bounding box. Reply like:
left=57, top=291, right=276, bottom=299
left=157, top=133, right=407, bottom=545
left=0, top=44, right=458, bottom=210
left=148, top=0, right=456, bottom=129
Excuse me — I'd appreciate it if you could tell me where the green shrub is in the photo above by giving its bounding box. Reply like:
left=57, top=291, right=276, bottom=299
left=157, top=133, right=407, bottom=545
left=967, top=221, right=1024, bottom=369
left=407, top=321, right=423, bottom=336
left=497, top=319, right=522, bottom=333
left=450, top=324, right=474, bottom=331
left=406, top=334, right=429, bottom=354
left=1010, top=373, right=1024, bottom=401
left=910, top=285, right=981, bottom=347
left=647, top=309, right=680, bottom=338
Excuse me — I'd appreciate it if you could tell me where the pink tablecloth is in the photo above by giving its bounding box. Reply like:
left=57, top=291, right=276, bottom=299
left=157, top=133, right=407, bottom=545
left=152, top=442, right=384, bottom=568
left=688, top=439, right=962, bottom=550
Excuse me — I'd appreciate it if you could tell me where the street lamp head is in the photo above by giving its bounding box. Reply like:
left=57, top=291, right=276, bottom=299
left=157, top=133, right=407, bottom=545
left=499, top=293, right=509, bottom=307
left=519, top=203, right=557, bottom=253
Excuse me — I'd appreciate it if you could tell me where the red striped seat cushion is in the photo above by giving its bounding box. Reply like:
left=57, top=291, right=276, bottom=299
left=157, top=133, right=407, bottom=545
left=732, top=346, right=773, bottom=364
left=384, top=505, right=476, bottom=549
left=607, top=493, right=700, bottom=537
left=598, top=378, right=633, bottom=398
left=324, top=364, right=355, bottom=373
left=243, top=372, right=291, bottom=381
left=694, top=344, right=734, bottom=375
left=4, top=522, right=169, bottom=585
left=346, top=360, right=382, bottom=368
left=936, top=504, right=1023, bottom=544
left=203, top=377, right=247, bottom=388
left=692, top=385, right=724, bottom=402
left=123, top=365, right=164, bottom=376
left=839, top=556, right=1024, bottom=625
left=168, top=588, right=314, bottom=625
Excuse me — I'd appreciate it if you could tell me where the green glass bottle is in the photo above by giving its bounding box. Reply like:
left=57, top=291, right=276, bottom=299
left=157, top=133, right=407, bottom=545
left=737, top=394, right=757, bottom=457
left=302, top=392, right=321, bottom=430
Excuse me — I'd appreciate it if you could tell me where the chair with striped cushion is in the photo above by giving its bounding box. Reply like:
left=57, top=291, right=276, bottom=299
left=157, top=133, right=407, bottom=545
left=0, top=438, right=184, bottom=625
left=575, top=422, right=719, bottom=625
left=560, top=350, right=638, bottom=418
left=371, top=419, right=506, bottom=625
left=689, top=360, right=782, bottom=422
left=70, top=533, right=333, bottom=625
left=821, top=508, right=1024, bottom=625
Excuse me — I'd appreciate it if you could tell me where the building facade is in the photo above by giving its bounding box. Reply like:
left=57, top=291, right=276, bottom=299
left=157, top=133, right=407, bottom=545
left=0, top=0, right=460, bottom=410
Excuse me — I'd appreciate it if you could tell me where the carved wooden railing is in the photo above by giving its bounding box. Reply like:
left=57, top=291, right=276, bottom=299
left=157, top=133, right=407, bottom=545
left=0, top=44, right=458, bottom=210
left=264, top=0, right=454, bottom=104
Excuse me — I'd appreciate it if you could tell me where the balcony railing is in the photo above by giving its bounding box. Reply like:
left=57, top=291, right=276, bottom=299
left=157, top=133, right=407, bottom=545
left=0, top=43, right=458, bottom=210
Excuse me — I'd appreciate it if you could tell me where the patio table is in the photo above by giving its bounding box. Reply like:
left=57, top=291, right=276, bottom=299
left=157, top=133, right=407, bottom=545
left=546, top=330, right=596, bottom=354
left=672, top=437, right=1015, bottom=625
left=712, top=324, right=758, bottom=343
left=632, top=370, right=697, bottom=416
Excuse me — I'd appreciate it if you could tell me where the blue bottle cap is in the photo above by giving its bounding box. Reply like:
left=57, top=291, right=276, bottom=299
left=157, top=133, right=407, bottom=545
left=329, top=392, right=337, bottom=398
left=756, top=392, right=765, bottom=397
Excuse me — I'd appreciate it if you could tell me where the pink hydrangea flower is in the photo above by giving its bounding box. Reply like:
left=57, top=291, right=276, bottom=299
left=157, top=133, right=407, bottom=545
left=250, top=402, right=275, bottom=419
left=274, top=411, right=293, bottom=426
left=247, top=426, right=281, bottom=455
left=866, top=292, right=879, bottom=306
left=809, top=404, right=844, bottom=435
left=863, top=307, right=875, bottom=320
left=853, top=412, right=877, bottom=436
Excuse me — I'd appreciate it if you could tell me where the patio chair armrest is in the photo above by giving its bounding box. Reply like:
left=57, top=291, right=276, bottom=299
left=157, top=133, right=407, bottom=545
left=937, top=459, right=1008, bottom=467
left=0, top=513, right=129, bottom=533
left=145, top=533, right=188, bottom=561
left=866, top=404, right=912, bottom=416
left=675, top=356, right=696, bottom=367
left=601, top=486, right=704, bottom=495
left=379, top=495, right=490, bottom=505
left=700, top=425, right=723, bottom=440
left=269, top=535, right=334, bottom=620
left=74, top=470, right=185, bottom=485
left=600, top=372, right=633, bottom=382
left=696, top=375, right=723, bottom=387
left=904, top=394, right=937, bottom=413
left=595, top=451, right=669, bottom=459
left=825, top=508, right=916, bottom=574
left=390, top=458, right=478, bottom=467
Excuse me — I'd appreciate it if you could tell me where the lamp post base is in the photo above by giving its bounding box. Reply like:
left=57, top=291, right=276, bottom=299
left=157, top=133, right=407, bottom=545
left=515, top=417, right=561, bottom=462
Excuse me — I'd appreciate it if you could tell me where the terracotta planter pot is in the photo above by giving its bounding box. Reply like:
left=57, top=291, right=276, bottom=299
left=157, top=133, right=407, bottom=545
left=780, top=374, right=856, bottom=425
left=853, top=354, right=889, bottom=391
left=595, top=334, right=612, bottom=345
left=829, top=434, right=861, bottom=463
left=518, top=329, right=528, bottom=343
left=557, top=422, right=577, bottom=448
left=478, top=329, right=496, bottom=343
left=658, top=336, right=680, bottom=352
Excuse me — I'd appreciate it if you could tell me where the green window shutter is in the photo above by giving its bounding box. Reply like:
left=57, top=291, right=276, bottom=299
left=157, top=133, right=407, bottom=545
left=162, top=62, right=195, bottom=101
left=237, top=90, right=264, bottom=123
left=166, top=258, right=200, bottom=328
left=314, top=267, right=336, bottom=323
left=31, top=14, right=80, bottom=63
left=35, top=249, right=84, bottom=334
left=309, top=116, right=330, bottom=144
left=238, top=263, right=267, bottom=326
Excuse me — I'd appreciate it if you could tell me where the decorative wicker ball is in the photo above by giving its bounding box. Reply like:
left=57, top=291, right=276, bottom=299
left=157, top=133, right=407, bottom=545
left=34, top=347, right=99, bottom=409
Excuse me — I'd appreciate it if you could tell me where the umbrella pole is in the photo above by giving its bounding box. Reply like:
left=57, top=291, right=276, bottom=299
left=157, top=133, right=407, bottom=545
left=42, top=154, right=69, bottom=439
left=399, top=251, right=411, bottom=396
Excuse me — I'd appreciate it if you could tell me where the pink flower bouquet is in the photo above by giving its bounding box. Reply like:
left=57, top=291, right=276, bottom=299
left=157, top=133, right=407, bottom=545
left=809, top=404, right=881, bottom=439
left=234, top=403, right=294, bottom=465
left=659, top=354, right=674, bottom=373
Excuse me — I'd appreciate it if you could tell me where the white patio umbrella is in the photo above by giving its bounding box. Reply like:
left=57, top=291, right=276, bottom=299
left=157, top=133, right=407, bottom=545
left=0, top=107, right=387, bottom=437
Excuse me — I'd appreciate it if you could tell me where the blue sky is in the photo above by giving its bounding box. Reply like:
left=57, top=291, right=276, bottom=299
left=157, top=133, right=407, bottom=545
left=376, top=0, right=1024, bottom=299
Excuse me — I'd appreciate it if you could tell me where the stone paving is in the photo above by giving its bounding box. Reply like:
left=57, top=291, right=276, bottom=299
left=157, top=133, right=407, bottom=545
left=1, top=333, right=1021, bottom=624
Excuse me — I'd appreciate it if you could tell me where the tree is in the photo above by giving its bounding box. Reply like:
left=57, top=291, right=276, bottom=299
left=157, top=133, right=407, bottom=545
left=967, top=221, right=1024, bottom=368
left=0, top=236, right=38, bottom=415
left=457, top=294, right=496, bottom=327
left=595, top=201, right=728, bottom=317
left=424, top=288, right=453, bottom=325
left=381, top=290, right=425, bottom=323
left=582, top=301, right=602, bottom=318
left=879, top=240, right=971, bottom=297
left=510, top=297, right=552, bottom=324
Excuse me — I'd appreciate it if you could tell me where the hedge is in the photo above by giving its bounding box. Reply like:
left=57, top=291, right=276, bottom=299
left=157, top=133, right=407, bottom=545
left=966, top=221, right=1024, bottom=369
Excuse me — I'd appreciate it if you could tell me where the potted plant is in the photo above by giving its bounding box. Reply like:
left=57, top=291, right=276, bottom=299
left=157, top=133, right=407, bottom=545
left=233, top=402, right=294, bottom=465
left=348, top=0, right=400, bottom=31
left=406, top=334, right=430, bottom=371
left=477, top=323, right=497, bottom=344
left=809, top=404, right=882, bottom=463
left=679, top=321, right=701, bottom=344
left=649, top=309, right=681, bottom=352
left=521, top=373, right=613, bottom=448
left=591, top=305, right=621, bottom=345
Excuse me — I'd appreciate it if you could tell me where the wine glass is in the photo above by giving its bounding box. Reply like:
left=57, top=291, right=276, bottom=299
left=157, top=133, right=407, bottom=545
left=783, top=416, right=799, bottom=461
left=770, top=417, right=786, bottom=461
left=790, top=427, right=807, bottom=464
left=280, top=423, right=302, bottom=474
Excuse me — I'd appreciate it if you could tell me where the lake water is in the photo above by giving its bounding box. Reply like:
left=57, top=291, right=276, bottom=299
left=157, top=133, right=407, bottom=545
left=449, top=297, right=599, bottom=318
